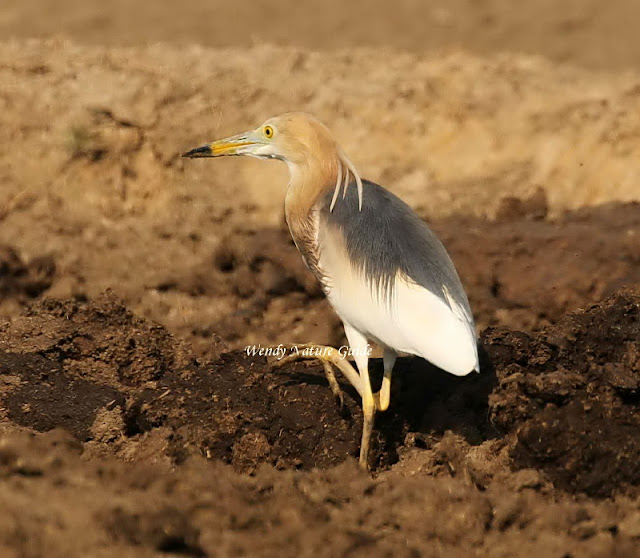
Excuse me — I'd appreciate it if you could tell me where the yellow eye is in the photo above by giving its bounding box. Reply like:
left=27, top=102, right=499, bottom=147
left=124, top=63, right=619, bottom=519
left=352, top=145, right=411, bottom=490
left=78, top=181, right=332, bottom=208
left=264, top=125, right=274, bottom=139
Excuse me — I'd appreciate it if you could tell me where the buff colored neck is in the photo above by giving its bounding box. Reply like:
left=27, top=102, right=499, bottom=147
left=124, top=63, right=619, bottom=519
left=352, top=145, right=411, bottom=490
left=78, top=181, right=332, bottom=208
left=283, top=155, right=340, bottom=276
left=284, top=155, right=339, bottom=231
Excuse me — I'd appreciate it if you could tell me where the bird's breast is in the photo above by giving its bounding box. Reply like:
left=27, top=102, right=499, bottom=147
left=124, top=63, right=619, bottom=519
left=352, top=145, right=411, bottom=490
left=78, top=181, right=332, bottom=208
left=285, top=206, right=327, bottom=288
left=316, top=220, right=369, bottom=324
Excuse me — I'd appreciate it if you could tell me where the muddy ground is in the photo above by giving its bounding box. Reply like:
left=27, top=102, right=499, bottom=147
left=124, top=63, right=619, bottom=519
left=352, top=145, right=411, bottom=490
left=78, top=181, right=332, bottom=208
left=2, top=4, right=640, bottom=556
left=2, top=264, right=640, bottom=557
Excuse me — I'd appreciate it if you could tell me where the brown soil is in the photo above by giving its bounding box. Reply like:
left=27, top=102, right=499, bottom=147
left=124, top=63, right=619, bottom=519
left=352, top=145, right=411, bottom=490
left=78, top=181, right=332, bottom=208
left=2, top=286, right=640, bottom=556
left=1, top=194, right=640, bottom=556
left=2, top=8, right=640, bottom=555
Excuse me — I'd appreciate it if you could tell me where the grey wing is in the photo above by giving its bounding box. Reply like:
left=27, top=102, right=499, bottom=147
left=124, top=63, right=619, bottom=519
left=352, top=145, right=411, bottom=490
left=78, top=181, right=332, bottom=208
left=320, top=179, right=474, bottom=323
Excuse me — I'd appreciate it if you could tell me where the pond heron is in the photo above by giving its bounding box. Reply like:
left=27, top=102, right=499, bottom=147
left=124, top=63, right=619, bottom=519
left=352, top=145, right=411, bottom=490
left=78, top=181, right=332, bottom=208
left=183, top=113, right=479, bottom=468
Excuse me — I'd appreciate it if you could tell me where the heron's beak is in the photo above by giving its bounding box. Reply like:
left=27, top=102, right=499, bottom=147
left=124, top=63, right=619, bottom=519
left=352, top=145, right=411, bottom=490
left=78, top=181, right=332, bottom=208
left=182, top=132, right=260, bottom=158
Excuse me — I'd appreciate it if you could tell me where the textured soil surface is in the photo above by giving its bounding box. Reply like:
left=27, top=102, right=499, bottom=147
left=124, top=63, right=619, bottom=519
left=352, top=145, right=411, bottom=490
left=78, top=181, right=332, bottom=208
left=3, top=4, right=640, bottom=555
left=2, top=288, right=640, bottom=557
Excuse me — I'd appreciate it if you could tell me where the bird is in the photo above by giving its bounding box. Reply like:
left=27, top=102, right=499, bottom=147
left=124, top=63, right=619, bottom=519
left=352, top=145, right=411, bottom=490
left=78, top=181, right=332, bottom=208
left=182, top=112, right=479, bottom=469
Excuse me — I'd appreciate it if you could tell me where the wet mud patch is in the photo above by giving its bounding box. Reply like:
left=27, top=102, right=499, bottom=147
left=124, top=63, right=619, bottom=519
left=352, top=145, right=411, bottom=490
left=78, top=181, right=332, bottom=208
left=1, top=287, right=640, bottom=498
left=0, top=293, right=188, bottom=386
left=0, top=293, right=498, bottom=472
left=370, top=351, right=498, bottom=469
left=487, top=289, right=640, bottom=497
left=2, top=352, right=125, bottom=440
left=126, top=353, right=363, bottom=470
left=0, top=294, right=364, bottom=470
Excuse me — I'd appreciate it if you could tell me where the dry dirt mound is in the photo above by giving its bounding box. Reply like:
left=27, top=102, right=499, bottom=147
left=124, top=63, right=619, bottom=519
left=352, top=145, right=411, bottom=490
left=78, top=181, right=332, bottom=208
left=3, top=430, right=637, bottom=558
left=487, top=290, right=640, bottom=498
left=1, top=290, right=640, bottom=556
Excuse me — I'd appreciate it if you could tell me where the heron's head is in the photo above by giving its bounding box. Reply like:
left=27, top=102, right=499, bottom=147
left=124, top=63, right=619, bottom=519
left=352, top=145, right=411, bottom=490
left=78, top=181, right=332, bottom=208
left=182, top=112, right=337, bottom=167
left=183, top=112, right=363, bottom=210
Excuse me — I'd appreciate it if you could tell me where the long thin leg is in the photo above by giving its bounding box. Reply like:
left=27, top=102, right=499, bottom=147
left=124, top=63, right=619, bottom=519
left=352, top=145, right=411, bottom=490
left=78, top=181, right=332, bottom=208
left=343, top=324, right=375, bottom=469
left=321, top=360, right=344, bottom=409
left=270, top=343, right=363, bottom=398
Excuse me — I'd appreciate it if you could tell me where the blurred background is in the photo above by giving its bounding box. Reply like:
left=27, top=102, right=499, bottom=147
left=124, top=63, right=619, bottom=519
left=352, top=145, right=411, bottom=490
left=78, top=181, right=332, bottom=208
left=2, top=0, right=640, bottom=70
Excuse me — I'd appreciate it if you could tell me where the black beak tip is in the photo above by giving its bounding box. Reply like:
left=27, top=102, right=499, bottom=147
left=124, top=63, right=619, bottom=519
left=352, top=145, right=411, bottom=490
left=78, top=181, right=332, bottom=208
left=182, top=145, right=211, bottom=158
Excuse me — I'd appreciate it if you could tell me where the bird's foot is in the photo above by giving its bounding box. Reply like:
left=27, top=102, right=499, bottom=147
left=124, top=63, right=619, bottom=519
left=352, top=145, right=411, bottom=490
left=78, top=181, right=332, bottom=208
left=269, top=343, right=378, bottom=471
left=320, top=360, right=345, bottom=411
left=269, top=343, right=363, bottom=411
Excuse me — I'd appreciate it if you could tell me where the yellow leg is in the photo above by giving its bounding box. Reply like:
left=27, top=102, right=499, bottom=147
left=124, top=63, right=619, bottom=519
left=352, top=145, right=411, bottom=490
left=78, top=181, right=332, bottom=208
left=270, top=343, right=363, bottom=400
left=375, top=349, right=397, bottom=412
left=321, top=360, right=344, bottom=409
left=269, top=339, right=396, bottom=470
left=342, top=324, right=377, bottom=469
left=358, top=365, right=376, bottom=469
